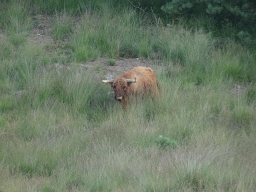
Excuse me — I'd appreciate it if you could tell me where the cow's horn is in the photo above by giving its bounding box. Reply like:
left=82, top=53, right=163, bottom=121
left=102, top=79, right=114, bottom=83
left=126, top=78, right=136, bottom=83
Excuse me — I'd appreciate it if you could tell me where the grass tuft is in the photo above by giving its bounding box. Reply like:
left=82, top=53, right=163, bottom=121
left=155, top=135, right=178, bottom=149
left=108, top=59, right=116, bottom=66
left=53, top=12, right=72, bottom=41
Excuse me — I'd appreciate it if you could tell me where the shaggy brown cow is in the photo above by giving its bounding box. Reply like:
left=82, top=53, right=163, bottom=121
left=102, top=66, right=160, bottom=106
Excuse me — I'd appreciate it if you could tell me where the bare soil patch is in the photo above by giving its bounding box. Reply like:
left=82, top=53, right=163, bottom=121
left=82, top=58, right=159, bottom=80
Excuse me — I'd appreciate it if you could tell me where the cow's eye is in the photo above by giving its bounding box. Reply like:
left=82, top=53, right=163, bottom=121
left=123, top=86, right=126, bottom=90
left=113, top=86, right=116, bottom=90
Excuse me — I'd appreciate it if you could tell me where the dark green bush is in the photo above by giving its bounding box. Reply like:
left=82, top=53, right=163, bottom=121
left=161, top=0, right=256, bottom=46
left=108, top=59, right=116, bottom=66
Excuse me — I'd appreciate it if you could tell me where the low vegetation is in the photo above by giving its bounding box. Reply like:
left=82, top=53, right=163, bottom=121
left=0, top=0, right=256, bottom=191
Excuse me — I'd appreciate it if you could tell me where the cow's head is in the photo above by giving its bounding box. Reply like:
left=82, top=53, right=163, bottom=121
left=102, top=78, right=136, bottom=102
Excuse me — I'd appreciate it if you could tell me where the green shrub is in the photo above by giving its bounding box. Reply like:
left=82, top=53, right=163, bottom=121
left=108, top=59, right=116, bottom=66
left=161, top=0, right=256, bottom=45
left=155, top=135, right=178, bottom=149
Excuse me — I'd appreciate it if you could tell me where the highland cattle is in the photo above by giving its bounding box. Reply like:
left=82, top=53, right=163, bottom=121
left=102, top=66, right=160, bottom=106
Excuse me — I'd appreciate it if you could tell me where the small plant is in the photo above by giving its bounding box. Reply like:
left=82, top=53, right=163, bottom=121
left=155, top=135, right=178, bottom=149
left=108, top=59, right=116, bottom=66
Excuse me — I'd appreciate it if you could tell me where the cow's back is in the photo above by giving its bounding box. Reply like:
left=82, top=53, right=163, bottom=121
left=120, top=66, right=159, bottom=95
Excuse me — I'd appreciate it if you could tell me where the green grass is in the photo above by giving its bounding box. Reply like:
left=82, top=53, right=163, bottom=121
left=0, top=38, right=13, bottom=60
left=0, top=1, right=256, bottom=191
left=1, top=4, right=31, bottom=47
left=52, top=12, right=72, bottom=41
left=108, top=59, right=116, bottom=66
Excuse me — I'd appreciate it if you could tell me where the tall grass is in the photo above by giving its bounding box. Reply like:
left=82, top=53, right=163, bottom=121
left=0, top=1, right=256, bottom=191
left=1, top=0, right=131, bottom=15
left=52, top=12, right=72, bottom=41
left=0, top=3, right=32, bottom=47
left=71, top=8, right=144, bottom=61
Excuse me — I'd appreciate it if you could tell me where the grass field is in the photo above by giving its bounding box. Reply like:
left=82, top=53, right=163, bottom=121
left=0, top=1, right=256, bottom=191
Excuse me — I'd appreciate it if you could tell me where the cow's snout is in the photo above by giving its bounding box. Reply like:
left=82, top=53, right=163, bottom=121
left=116, top=96, right=122, bottom=101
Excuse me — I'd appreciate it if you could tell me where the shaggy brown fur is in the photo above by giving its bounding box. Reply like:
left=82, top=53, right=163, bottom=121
left=108, top=66, right=160, bottom=106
